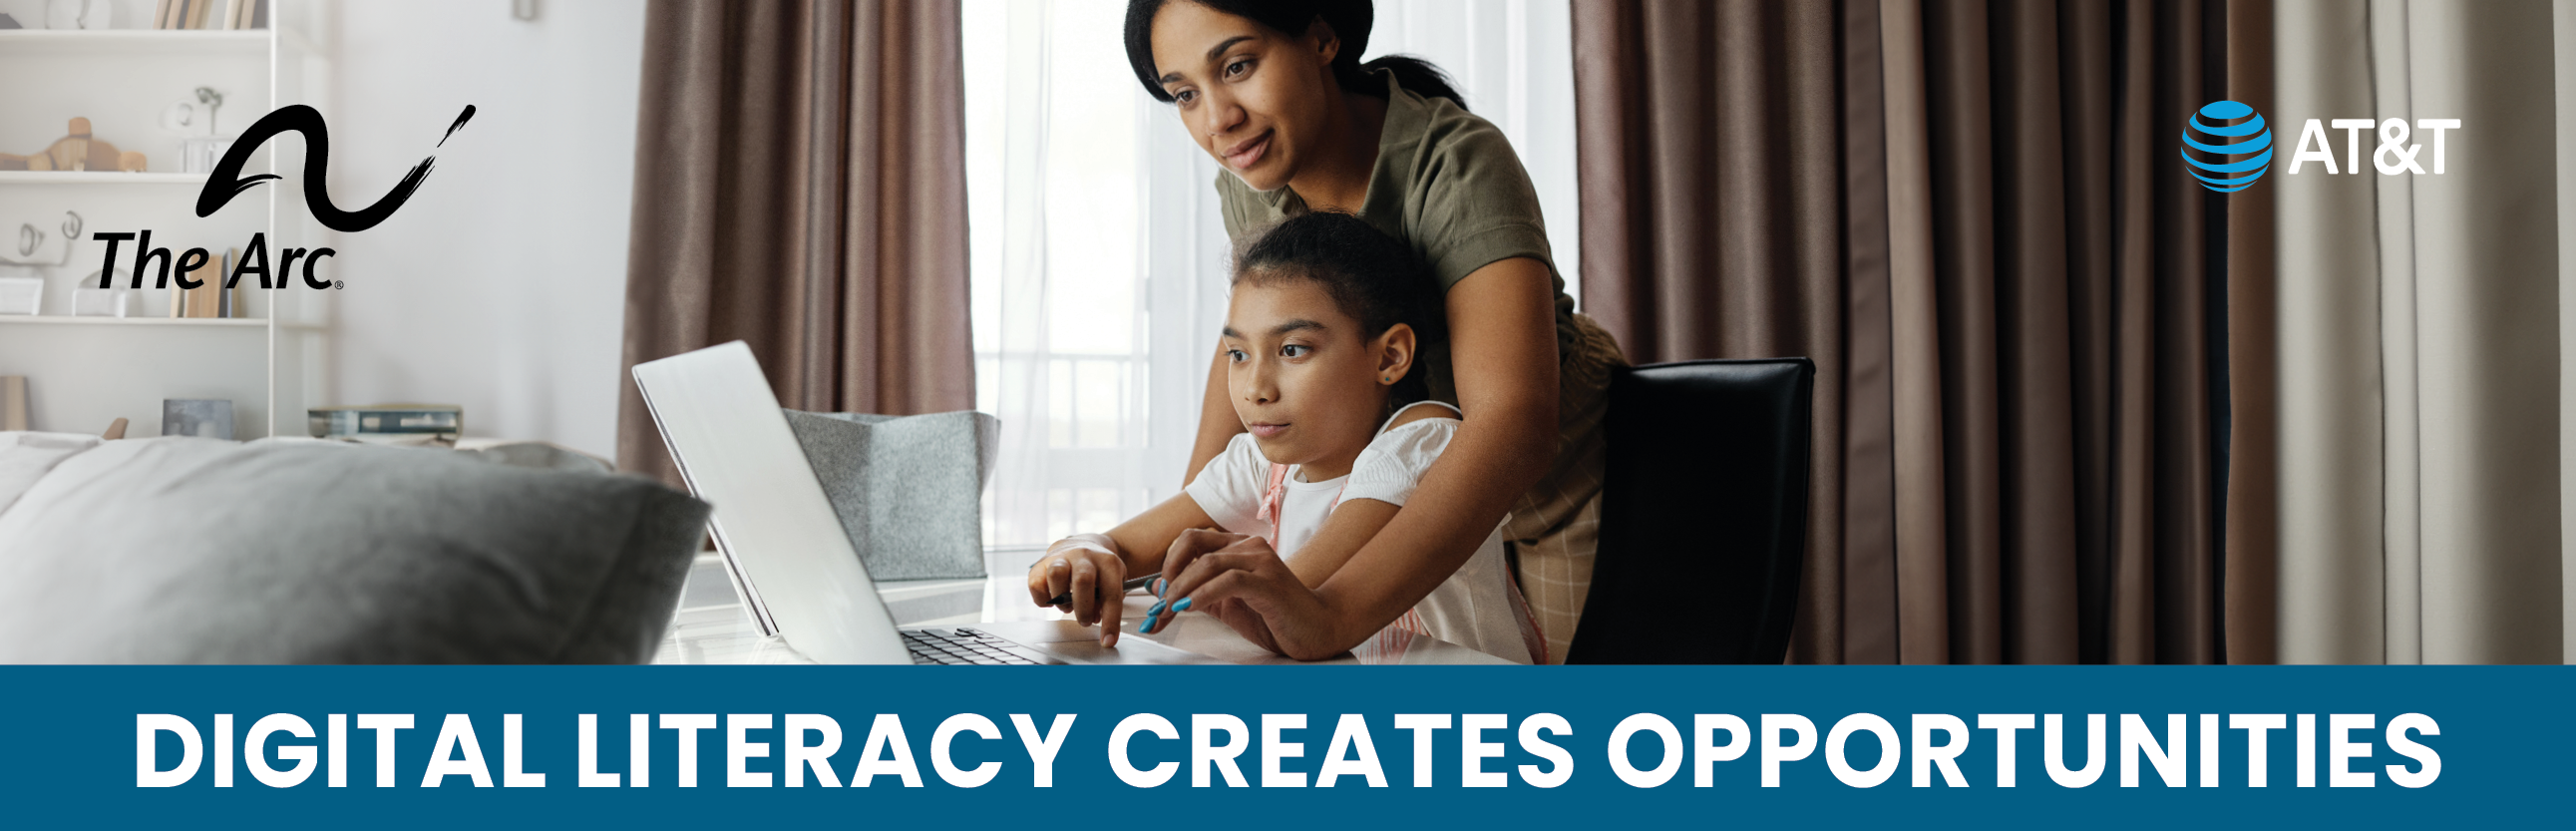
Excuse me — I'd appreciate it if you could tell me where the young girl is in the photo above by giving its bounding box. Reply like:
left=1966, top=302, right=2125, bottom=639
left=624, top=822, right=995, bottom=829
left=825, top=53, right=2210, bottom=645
left=1024, top=211, right=1546, bottom=664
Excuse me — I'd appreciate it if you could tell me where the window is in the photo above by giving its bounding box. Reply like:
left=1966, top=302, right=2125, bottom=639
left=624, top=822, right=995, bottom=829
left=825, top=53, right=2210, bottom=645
left=962, top=0, right=1579, bottom=569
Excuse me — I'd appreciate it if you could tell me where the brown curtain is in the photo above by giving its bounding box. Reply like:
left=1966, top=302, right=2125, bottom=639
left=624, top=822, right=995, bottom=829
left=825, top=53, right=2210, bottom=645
left=616, top=0, right=975, bottom=485
left=2219, top=0, right=2278, bottom=666
left=1576, top=0, right=1855, bottom=659
left=1576, top=0, right=2267, bottom=663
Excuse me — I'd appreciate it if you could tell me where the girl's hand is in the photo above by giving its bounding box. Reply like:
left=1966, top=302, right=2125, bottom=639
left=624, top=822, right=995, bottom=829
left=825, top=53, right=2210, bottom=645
left=1025, top=535, right=1129, bottom=646
left=1146, top=530, right=1339, bottom=660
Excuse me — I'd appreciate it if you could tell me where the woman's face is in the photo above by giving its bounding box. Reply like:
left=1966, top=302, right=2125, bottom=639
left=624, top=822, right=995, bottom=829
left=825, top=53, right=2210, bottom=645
left=1149, top=2, right=1341, bottom=193
left=1222, top=276, right=1410, bottom=471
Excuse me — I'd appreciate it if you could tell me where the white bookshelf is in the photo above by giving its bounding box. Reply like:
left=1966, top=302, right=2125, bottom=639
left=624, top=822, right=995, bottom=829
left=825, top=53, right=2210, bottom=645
left=0, top=28, right=268, bottom=55
left=0, top=171, right=210, bottom=185
left=0, top=0, right=328, bottom=440
left=0, top=315, right=265, bottom=327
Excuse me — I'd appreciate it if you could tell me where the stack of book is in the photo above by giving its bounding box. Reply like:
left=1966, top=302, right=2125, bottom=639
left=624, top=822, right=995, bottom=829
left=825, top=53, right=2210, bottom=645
left=155, top=0, right=263, bottom=30
left=1, top=376, right=27, bottom=432
left=169, top=247, right=240, bottom=318
left=308, top=404, right=463, bottom=447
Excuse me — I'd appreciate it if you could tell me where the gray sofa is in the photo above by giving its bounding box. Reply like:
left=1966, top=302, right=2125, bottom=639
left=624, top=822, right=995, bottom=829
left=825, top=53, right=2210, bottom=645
left=0, top=432, right=708, bottom=663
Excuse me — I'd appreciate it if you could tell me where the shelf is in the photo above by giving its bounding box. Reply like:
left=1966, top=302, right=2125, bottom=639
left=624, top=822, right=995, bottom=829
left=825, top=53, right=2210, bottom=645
left=0, top=315, right=265, bottom=327
left=0, top=29, right=268, bottom=58
left=0, top=172, right=210, bottom=186
left=4, top=3, right=314, bottom=443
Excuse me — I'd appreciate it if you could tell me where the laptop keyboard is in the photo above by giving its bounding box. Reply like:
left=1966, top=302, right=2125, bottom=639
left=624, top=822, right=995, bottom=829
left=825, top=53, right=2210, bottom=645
left=904, top=626, right=1043, bottom=665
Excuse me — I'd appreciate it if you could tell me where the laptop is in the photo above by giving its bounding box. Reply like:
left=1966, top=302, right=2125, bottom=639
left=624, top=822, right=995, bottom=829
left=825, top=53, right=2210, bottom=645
left=632, top=341, right=1220, bottom=665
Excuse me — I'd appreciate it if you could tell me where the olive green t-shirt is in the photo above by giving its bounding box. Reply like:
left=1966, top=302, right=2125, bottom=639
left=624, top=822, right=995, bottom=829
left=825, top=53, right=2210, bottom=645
left=1216, top=70, right=1580, bottom=407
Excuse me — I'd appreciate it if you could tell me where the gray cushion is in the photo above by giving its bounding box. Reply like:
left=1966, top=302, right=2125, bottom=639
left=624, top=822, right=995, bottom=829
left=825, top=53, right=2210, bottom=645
left=0, top=432, right=101, bottom=515
left=0, top=437, right=708, bottom=663
left=784, top=409, right=997, bottom=581
left=457, top=440, right=616, bottom=475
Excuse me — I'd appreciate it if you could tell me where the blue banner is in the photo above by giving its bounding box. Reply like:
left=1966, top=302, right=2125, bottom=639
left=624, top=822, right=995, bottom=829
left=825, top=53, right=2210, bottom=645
left=5, top=666, right=2563, bottom=827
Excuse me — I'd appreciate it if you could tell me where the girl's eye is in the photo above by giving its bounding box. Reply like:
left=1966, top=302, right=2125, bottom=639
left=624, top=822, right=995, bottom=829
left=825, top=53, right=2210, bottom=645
left=1280, top=344, right=1309, bottom=358
left=1225, top=59, right=1251, bottom=78
left=1225, top=348, right=1247, bottom=362
left=1174, top=89, right=1196, bottom=106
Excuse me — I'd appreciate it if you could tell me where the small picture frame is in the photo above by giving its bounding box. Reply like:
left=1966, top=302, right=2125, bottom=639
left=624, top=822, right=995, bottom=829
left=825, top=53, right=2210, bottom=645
left=163, top=399, right=234, bottom=440
left=0, top=276, right=42, bottom=315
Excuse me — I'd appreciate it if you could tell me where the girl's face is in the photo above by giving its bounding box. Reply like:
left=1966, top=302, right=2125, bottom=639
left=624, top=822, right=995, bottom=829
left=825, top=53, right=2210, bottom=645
left=1222, top=276, right=1414, bottom=474
left=1149, top=2, right=1341, bottom=193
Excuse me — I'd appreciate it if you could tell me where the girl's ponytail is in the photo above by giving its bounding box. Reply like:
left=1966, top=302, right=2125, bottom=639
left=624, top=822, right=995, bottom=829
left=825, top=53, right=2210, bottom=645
left=1233, top=211, right=1441, bottom=411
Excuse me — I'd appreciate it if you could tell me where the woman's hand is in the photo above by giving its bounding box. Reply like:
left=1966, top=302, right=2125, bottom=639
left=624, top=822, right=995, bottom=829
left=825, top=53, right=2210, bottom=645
left=1025, top=535, right=1130, bottom=646
left=1146, top=529, right=1343, bottom=660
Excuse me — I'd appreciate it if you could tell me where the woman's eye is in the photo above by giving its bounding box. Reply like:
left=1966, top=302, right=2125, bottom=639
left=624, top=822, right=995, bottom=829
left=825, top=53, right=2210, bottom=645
left=1225, top=348, right=1247, bottom=362
left=1225, top=59, right=1251, bottom=78
left=1174, top=89, right=1196, bottom=105
left=1280, top=344, right=1309, bottom=358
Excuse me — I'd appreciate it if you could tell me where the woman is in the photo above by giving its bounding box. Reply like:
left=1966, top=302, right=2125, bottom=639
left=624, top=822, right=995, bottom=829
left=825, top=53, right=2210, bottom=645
left=1031, top=0, right=1623, bottom=663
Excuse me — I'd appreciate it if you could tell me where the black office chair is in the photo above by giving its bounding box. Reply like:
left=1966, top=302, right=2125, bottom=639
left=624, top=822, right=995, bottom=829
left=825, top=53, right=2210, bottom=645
left=1564, top=358, right=1813, bottom=664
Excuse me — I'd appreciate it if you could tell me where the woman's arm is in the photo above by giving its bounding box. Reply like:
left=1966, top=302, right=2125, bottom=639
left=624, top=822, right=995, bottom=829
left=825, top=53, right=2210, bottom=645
left=1155, top=257, right=1560, bottom=658
left=1140, top=498, right=1400, bottom=656
left=1269, top=403, right=1456, bottom=587
left=1186, top=343, right=1246, bottom=482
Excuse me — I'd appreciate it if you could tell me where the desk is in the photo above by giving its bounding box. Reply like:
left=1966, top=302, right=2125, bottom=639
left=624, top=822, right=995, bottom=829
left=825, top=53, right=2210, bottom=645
left=653, top=555, right=1512, bottom=665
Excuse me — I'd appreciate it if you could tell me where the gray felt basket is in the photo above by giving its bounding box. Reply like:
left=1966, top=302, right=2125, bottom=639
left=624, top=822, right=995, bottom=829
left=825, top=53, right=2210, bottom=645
left=782, top=409, right=1000, bottom=581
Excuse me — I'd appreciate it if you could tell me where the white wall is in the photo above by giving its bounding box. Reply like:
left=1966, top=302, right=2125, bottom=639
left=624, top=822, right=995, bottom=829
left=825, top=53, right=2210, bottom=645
left=319, top=0, right=643, bottom=459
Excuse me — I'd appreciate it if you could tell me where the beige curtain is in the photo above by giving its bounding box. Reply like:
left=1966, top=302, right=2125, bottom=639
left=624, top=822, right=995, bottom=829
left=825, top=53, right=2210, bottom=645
left=2561, top=0, right=2576, bottom=665
left=2271, top=0, right=2564, bottom=664
left=616, top=0, right=975, bottom=484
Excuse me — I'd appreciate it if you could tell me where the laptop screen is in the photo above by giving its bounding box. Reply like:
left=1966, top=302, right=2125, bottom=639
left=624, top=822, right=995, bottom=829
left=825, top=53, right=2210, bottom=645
left=631, top=341, right=910, bottom=664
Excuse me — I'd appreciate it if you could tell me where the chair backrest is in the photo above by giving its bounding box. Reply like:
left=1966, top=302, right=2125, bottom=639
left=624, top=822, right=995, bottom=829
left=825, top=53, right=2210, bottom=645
left=1566, top=358, right=1812, bottom=664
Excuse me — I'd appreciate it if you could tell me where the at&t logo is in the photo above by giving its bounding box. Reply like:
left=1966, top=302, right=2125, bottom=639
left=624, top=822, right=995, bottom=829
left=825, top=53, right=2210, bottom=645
left=2184, top=99, right=2463, bottom=192
left=2181, top=100, right=2271, bottom=193
left=2286, top=117, right=2461, bottom=176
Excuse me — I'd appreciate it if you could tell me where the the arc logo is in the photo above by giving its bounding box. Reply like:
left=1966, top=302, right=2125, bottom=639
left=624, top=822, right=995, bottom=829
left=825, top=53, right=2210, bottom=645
left=89, top=104, right=474, bottom=292
left=195, top=104, right=476, bottom=231
left=2181, top=100, right=2271, bottom=193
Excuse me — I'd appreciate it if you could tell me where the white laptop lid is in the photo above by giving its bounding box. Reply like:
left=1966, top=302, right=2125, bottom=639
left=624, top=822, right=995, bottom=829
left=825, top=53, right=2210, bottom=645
left=632, top=341, right=910, bottom=664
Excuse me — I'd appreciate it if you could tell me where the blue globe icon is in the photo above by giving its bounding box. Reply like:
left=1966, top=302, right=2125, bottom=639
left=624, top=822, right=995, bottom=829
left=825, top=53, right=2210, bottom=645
left=2181, top=100, right=2271, bottom=192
